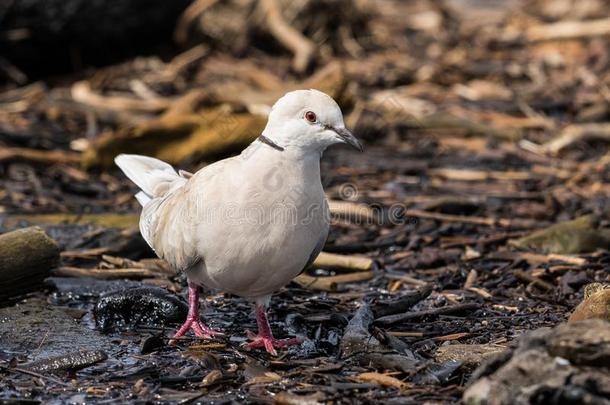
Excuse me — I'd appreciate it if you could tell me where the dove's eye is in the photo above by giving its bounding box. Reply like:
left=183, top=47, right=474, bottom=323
left=304, top=111, right=317, bottom=123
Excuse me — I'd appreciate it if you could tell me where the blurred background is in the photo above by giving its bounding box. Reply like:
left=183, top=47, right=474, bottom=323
left=1, top=0, right=610, bottom=214
left=1, top=0, right=610, bottom=211
left=1, top=0, right=610, bottom=403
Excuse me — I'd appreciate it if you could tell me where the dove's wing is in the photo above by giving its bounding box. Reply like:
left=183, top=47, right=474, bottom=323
left=145, top=157, right=238, bottom=272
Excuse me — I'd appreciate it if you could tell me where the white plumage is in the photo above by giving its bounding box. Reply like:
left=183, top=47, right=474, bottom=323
left=114, top=89, right=361, bottom=355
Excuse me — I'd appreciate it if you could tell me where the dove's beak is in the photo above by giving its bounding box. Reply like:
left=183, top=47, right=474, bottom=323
left=331, top=126, right=363, bottom=152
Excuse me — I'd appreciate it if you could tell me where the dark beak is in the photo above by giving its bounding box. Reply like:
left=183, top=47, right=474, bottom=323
left=331, top=126, right=363, bottom=152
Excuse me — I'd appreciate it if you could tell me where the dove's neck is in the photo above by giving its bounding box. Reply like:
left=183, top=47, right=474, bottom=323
left=240, top=139, right=323, bottom=186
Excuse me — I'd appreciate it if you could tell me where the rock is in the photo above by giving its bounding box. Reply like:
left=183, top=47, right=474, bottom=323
left=569, top=283, right=610, bottom=322
left=340, top=304, right=420, bottom=373
left=509, top=215, right=610, bottom=254
left=464, top=320, right=610, bottom=405
left=0, top=226, right=60, bottom=305
left=434, top=344, right=507, bottom=369
left=94, top=286, right=188, bottom=331
left=340, top=304, right=379, bottom=356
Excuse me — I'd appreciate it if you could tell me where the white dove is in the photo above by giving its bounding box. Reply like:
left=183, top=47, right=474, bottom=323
left=115, top=89, right=362, bottom=355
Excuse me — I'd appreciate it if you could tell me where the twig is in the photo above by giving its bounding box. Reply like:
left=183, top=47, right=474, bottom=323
left=54, top=266, right=158, bottom=280
left=0, top=147, right=80, bottom=165
left=375, top=303, right=480, bottom=325
left=311, top=252, right=374, bottom=272
left=541, top=123, right=610, bottom=155
left=72, top=81, right=171, bottom=113
left=513, top=270, right=555, bottom=291
left=527, top=18, right=610, bottom=42
left=174, top=0, right=220, bottom=45
left=294, top=271, right=373, bottom=292
left=405, top=209, right=537, bottom=228
left=329, top=200, right=379, bottom=223
left=259, top=0, right=316, bottom=73
left=463, top=269, right=477, bottom=289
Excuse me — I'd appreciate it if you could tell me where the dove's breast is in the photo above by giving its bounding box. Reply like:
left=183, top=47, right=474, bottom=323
left=187, top=151, right=329, bottom=299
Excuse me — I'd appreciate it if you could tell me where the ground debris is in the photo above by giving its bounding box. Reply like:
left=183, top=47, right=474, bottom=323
left=2, top=0, right=610, bottom=402
left=94, top=286, right=188, bottom=331
left=464, top=320, right=610, bottom=405
left=23, top=350, right=107, bottom=374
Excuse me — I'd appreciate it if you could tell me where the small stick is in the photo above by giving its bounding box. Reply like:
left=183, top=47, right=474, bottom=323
left=386, top=331, right=425, bottom=337
left=0, top=147, right=80, bottom=165
left=385, top=273, right=428, bottom=286
left=463, top=269, right=478, bottom=289
left=294, top=271, right=373, bottom=292
left=259, top=0, right=316, bottom=73
left=311, top=252, right=373, bottom=272
left=405, top=209, right=537, bottom=228
left=527, top=17, right=610, bottom=42
left=54, top=266, right=157, bottom=280
left=513, top=270, right=555, bottom=291
left=541, top=123, right=610, bottom=155
left=174, top=0, right=220, bottom=45
left=375, top=303, right=480, bottom=325
left=329, top=200, right=379, bottom=223
left=467, top=287, right=492, bottom=299
left=434, top=332, right=470, bottom=341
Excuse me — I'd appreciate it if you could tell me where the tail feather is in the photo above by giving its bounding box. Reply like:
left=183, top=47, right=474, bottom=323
left=114, top=154, right=186, bottom=205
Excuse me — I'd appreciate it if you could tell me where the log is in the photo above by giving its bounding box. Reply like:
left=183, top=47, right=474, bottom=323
left=0, top=227, right=60, bottom=305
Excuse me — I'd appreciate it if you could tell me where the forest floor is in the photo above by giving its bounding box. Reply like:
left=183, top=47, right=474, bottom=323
left=1, top=0, right=609, bottom=403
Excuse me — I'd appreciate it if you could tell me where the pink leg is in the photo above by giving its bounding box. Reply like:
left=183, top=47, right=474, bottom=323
left=243, top=303, right=302, bottom=356
left=170, top=282, right=223, bottom=343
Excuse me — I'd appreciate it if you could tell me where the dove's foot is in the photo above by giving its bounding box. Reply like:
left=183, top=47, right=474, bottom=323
left=172, top=317, right=223, bottom=340
left=244, top=330, right=302, bottom=356
left=242, top=303, right=302, bottom=356
left=169, top=282, right=223, bottom=344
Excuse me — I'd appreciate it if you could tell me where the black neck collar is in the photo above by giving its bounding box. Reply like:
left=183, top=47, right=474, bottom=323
left=257, top=135, right=285, bottom=152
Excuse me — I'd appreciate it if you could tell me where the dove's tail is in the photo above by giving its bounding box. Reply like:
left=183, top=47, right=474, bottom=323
left=114, top=154, right=187, bottom=206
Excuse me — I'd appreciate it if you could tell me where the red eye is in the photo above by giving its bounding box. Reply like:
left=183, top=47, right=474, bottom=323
left=305, top=111, right=317, bottom=122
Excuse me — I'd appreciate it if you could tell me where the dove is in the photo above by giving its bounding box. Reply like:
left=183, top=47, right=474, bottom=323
left=114, top=89, right=362, bottom=355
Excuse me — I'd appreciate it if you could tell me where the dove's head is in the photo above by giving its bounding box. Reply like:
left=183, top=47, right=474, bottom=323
left=261, top=89, right=362, bottom=153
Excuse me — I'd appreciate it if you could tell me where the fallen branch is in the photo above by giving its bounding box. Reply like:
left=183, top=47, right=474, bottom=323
left=174, top=0, right=220, bottom=45
left=259, top=0, right=316, bottom=73
left=72, top=81, right=171, bottom=113
left=374, top=303, right=480, bottom=326
left=541, top=123, right=610, bottom=155
left=0, top=147, right=80, bottom=165
left=54, top=266, right=158, bottom=280
left=405, top=209, right=537, bottom=228
left=513, top=270, right=555, bottom=291
left=527, top=18, right=610, bottom=42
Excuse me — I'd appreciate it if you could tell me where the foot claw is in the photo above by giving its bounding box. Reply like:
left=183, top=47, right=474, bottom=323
left=169, top=317, right=223, bottom=345
left=242, top=333, right=303, bottom=356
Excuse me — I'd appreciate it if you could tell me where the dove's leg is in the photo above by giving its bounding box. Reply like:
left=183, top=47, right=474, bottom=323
left=244, top=302, right=302, bottom=356
left=171, top=282, right=222, bottom=341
